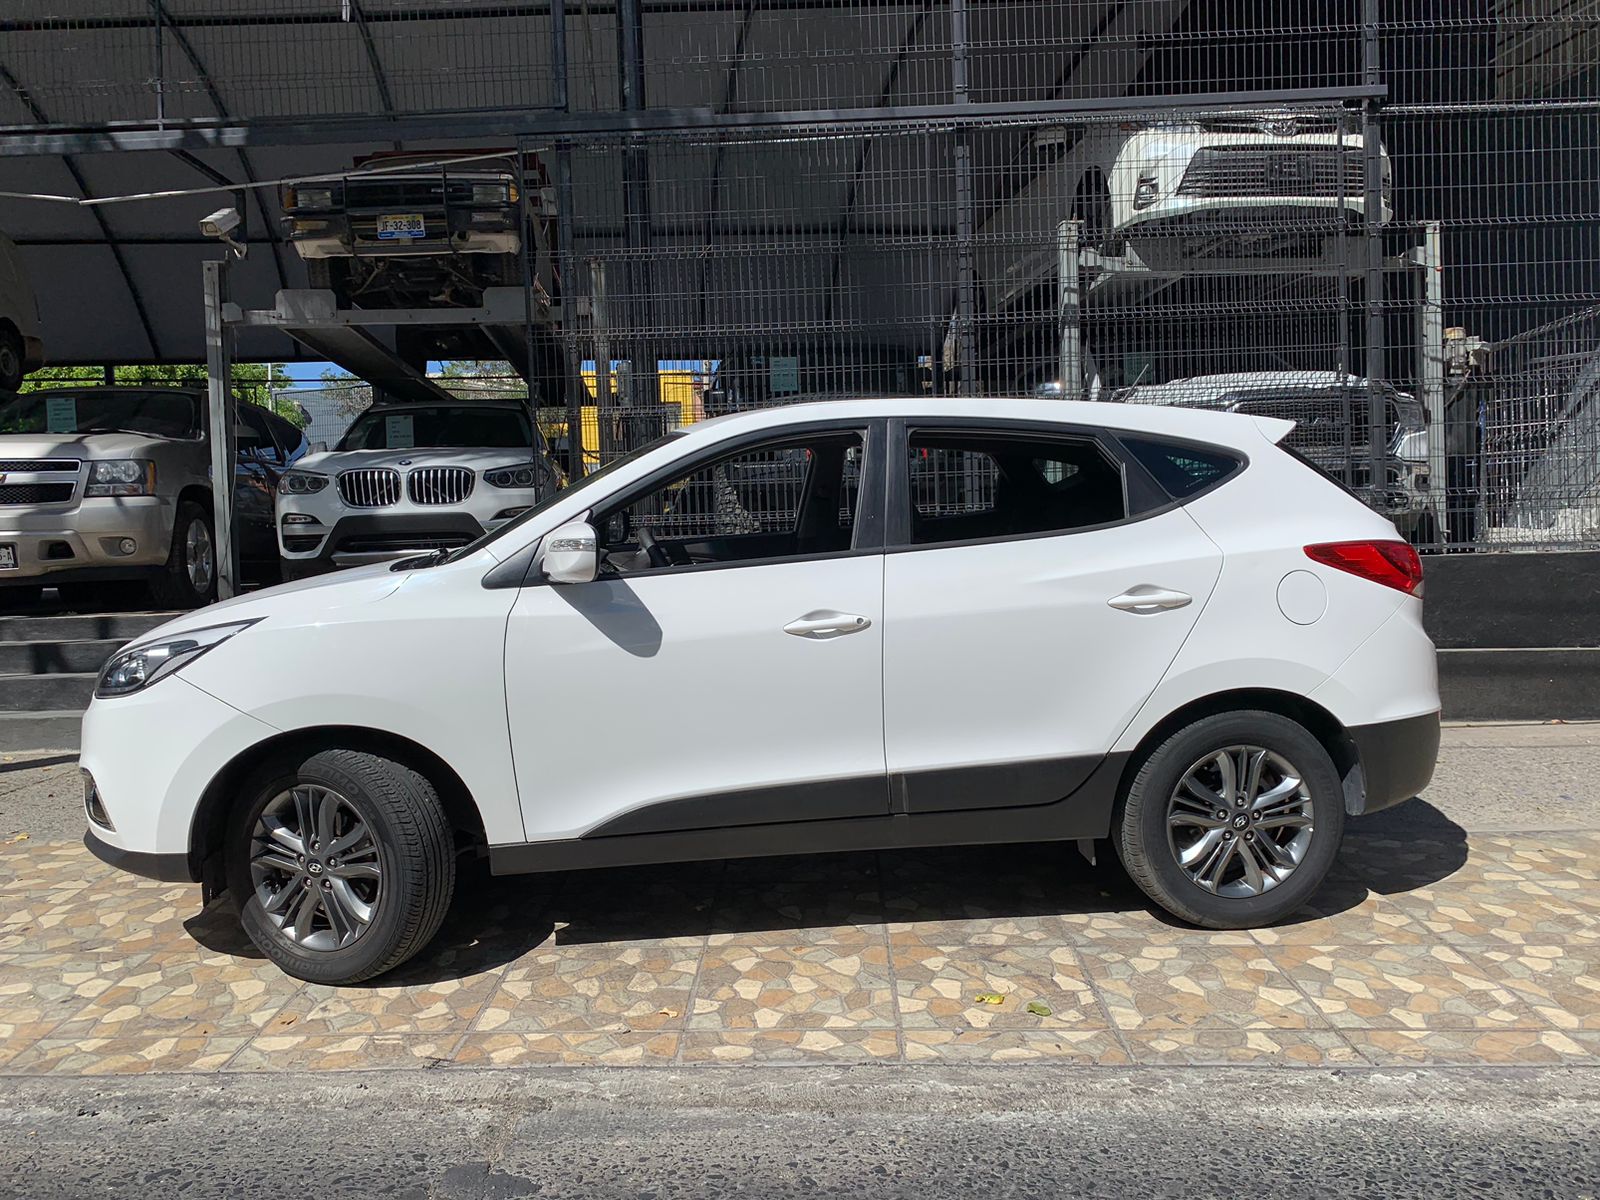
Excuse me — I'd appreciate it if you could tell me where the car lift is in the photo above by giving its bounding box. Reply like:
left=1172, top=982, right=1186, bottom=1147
left=203, top=274, right=567, bottom=598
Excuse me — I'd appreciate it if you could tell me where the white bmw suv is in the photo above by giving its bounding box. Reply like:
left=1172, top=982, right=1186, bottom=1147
left=81, top=398, right=1439, bottom=984
left=276, top=399, right=561, bottom=577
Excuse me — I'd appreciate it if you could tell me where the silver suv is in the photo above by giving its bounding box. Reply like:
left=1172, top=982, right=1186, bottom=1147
left=0, top=387, right=305, bottom=608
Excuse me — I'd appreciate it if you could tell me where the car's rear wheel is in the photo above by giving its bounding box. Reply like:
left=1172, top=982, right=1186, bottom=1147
left=148, top=501, right=217, bottom=609
left=226, top=749, right=455, bottom=985
left=0, top=326, right=25, bottom=392
left=1114, top=710, right=1344, bottom=928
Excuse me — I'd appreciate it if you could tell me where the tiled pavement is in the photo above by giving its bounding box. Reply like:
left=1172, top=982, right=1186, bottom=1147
left=2, top=801, right=1598, bottom=1075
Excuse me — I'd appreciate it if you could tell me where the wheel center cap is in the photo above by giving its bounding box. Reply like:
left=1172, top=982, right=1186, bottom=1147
left=307, top=860, right=324, bottom=875
left=1231, top=814, right=1249, bottom=830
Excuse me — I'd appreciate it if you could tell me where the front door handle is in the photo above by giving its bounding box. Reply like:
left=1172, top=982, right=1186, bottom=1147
left=784, top=610, right=872, bottom=639
left=1107, top=586, right=1193, bottom=614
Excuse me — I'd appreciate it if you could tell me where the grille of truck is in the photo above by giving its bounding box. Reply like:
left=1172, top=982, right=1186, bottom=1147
left=1176, top=145, right=1365, bottom=199
left=1229, top=394, right=1400, bottom=453
left=0, top=484, right=76, bottom=505
left=337, top=468, right=402, bottom=508
left=407, top=467, right=475, bottom=506
left=0, top=459, right=81, bottom=474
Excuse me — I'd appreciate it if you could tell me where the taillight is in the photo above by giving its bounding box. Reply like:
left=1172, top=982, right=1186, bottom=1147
left=1304, top=540, right=1423, bottom=596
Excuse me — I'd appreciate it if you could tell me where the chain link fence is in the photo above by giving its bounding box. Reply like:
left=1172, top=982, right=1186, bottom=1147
left=5, top=3, right=1600, bottom=549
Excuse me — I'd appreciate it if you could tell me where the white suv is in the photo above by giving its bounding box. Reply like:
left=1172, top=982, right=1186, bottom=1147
left=276, top=399, right=561, bottom=577
left=81, top=398, right=1440, bottom=984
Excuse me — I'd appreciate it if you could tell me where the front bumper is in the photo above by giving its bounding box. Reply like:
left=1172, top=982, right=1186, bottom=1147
left=1349, top=710, right=1441, bottom=815
left=0, top=496, right=171, bottom=582
left=83, top=826, right=195, bottom=882
left=79, top=675, right=280, bottom=864
left=279, top=512, right=490, bottom=575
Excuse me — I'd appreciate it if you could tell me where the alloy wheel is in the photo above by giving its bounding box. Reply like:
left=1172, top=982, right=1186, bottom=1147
left=1165, top=746, right=1315, bottom=897
left=185, top=518, right=215, bottom=595
left=249, top=785, right=382, bottom=950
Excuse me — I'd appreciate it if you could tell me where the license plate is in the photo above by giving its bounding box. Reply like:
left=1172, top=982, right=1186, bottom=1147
left=376, top=213, right=426, bottom=240
left=0, top=544, right=16, bottom=570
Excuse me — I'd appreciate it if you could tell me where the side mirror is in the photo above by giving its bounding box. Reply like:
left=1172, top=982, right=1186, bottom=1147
left=543, top=520, right=598, bottom=584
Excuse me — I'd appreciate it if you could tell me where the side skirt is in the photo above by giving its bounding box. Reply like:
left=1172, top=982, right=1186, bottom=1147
left=488, top=752, right=1130, bottom=875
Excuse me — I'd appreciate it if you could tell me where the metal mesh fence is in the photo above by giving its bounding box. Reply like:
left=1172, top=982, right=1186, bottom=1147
left=5, top=2, right=1600, bottom=550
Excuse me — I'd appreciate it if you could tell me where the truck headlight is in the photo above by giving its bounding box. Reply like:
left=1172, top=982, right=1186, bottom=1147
left=277, top=470, right=330, bottom=495
left=1395, top=429, right=1429, bottom=463
left=471, top=182, right=515, bottom=205
left=286, top=186, right=337, bottom=210
left=85, top=460, right=156, bottom=497
left=96, top=620, right=260, bottom=699
left=484, top=463, right=542, bottom=489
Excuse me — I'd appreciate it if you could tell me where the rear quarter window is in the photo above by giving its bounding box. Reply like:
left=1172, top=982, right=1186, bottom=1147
left=1119, top=436, right=1243, bottom=500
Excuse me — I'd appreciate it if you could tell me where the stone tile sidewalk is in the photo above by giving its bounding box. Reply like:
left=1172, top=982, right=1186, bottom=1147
left=2, top=801, right=1598, bottom=1074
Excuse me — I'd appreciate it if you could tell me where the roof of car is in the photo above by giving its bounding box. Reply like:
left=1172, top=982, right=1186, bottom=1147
left=683, top=396, right=1292, bottom=449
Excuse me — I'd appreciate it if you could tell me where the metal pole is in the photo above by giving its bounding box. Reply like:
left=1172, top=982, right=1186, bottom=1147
left=590, top=256, right=613, bottom=463
left=202, top=258, right=237, bottom=600
left=951, top=0, right=977, bottom=396
left=1419, top=220, right=1447, bottom=545
left=1057, top=219, right=1083, bottom=401
left=1362, top=0, right=1386, bottom=501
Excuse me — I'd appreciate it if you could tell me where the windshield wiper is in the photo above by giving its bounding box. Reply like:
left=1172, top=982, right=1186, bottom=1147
left=390, top=547, right=453, bottom=572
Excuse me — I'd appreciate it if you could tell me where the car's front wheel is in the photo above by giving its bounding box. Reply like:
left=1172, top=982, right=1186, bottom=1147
left=1114, top=710, right=1344, bottom=928
left=149, top=501, right=217, bottom=609
left=226, top=749, right=456, bottom=984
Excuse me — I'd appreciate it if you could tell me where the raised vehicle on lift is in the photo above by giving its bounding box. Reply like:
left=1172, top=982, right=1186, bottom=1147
left=281, top=151, right=555, bottom=312
left=0, top=387, right=305, bottom=609
left=275, top=398, right=563, bottom=578
left=1113, top=371, right=1438, bottom=545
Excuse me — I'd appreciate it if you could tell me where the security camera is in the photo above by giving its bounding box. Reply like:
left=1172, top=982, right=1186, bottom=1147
left=200, top=207, right=241, bottom=238
left=200, top=206, right=247, bottom=258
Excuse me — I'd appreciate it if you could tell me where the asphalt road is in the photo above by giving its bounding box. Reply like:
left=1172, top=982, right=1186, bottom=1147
left=2, top=1066, right=1597, bottom=1198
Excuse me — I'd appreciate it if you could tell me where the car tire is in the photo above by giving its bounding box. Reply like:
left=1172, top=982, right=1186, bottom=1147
left=0, top=326, right=24, bottom=392
left=226, top=749, right=456, bottom=985
left=1114, top=710, right=1345, bottom=929
left=148, top=501, right=217, bottom=609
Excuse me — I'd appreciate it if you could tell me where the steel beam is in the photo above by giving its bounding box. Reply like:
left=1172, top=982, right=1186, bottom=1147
left=203, top=259, right=238, bottom=600
left=0, top=85, right=1390, bottom=158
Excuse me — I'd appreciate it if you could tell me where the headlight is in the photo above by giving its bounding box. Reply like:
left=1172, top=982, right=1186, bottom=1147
left=484, top=463, right=542, bottom=489
left=1395, top=429, right=1429, bottom=463
left=86, top=460, right=156, bottom=497
left=277, top=470, right=330, bottom=496
left=1133, top=172, right=1160, bottom=210
left=471, top=182, right=514, bottom=205
left=96, top=620, right=260, bottom=699
left=286, top=185, right=337, bottom=210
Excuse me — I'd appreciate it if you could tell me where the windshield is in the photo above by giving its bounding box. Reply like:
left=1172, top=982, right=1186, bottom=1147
left=0, top=390, right=201, bottom=439
left=338, top=406, right=532, bottom=451
left=406, top=432, right=683, bottom=569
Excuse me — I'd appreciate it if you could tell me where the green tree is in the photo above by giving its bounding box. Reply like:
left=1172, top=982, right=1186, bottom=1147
left=21, top=363, right=308, bottom=428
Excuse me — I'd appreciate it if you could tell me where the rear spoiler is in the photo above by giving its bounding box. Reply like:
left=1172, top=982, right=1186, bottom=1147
left=1249, top=415, right=1296, bottom=444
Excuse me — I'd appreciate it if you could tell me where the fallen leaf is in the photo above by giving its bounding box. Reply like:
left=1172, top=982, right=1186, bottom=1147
left=1025, top=1001, right=1052, bottom=1017
left=657, top=1008, right=679, bottom=1018
left=2, top=833, right=28, bottom=845
left=973, top=993, right=1005, bottom=1005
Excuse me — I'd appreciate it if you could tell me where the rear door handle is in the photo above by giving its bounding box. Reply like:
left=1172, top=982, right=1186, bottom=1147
left=784, top=610, right=872, bottom=639
left=1107, top=586, right=1193, bottom=614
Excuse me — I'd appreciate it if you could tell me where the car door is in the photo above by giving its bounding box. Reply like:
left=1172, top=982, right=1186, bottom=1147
left=881, top=420, right=1224, bottom=813
left=232, top=403, right=283, bottom=563
left=504, top=420, right=889, bottom=842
